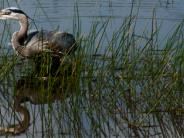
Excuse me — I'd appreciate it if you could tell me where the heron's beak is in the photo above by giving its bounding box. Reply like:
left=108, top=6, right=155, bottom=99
left=0, top=11, right=9, bottom=20
left=0, top=11, right=3, bottom=16
left=0, top=11, right=4, bottom=17
left=0, top=10, right=6, bottom=15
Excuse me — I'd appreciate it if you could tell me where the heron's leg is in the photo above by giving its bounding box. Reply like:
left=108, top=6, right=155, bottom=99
left=50, top=56, right=61, bottom=76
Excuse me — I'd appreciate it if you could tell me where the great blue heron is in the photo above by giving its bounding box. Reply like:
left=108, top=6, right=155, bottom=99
left=0, top=7, right=77, bottom=134
left=0, top=7, right=77, bottom=58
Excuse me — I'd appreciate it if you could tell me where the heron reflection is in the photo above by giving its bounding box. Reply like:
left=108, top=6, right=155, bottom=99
left=0, top=67, right=76, bottom=134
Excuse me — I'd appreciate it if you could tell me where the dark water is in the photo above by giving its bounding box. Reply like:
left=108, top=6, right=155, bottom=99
left=0, top=0, right=184, bottom=137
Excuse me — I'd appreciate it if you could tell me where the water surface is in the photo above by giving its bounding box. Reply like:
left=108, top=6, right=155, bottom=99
left=0, top=0, right=184, bottom=137
left=0, top=0, right=184, bottom=40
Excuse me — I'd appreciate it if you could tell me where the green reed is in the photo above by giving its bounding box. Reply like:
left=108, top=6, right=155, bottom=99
left=0, top=1, right=184, bottom=137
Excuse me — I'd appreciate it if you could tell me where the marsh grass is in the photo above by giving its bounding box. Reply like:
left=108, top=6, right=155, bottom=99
left=0, top=1, right=184, bottom=138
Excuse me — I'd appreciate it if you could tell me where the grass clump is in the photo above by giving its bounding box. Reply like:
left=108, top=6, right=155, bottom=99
left=0, top=5, right=183, bottom=138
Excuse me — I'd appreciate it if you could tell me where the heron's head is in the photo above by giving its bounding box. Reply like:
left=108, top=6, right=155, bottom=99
left=0, top=7, right=27, bottom=20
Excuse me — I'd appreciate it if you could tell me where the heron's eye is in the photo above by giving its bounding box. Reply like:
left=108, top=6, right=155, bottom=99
left=4, top=11, right=11, bottom=15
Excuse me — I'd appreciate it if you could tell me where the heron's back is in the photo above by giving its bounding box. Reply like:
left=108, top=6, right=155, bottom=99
left=25, top=30, right=76, bottom=56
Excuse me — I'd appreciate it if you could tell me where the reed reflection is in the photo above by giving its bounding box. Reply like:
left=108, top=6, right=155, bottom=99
left=0, top=60, right=78, bottom=135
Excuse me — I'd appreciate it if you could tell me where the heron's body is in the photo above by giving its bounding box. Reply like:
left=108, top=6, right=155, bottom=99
left=14, top=30, right=76, bottom=57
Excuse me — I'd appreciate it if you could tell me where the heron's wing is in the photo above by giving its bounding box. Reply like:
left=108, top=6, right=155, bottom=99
left=24, top=30, right=76, bottom=57
left=45, top=31, right=77, bottom=56
left=24, top=31, right=39, bottom=45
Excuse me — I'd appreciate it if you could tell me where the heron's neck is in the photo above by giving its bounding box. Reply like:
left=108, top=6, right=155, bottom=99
left=11, top=18, right=28, bottom=54
left=18, top=18, right=28, bottom=43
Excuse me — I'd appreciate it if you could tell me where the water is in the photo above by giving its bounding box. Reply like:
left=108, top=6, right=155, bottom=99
left=0, top=0, right=184, bottom=40
left=0, top=0, right=184, bottom=137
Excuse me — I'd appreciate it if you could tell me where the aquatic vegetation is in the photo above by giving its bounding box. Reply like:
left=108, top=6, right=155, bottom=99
left=0, top=0, right=183, bottom=137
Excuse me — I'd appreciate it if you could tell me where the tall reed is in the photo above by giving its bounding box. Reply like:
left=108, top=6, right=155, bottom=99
left=0, top=1, right=183, bottom=137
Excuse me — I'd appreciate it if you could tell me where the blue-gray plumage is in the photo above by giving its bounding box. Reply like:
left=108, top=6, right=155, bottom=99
left=0, top=7, right=77, bottom=58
